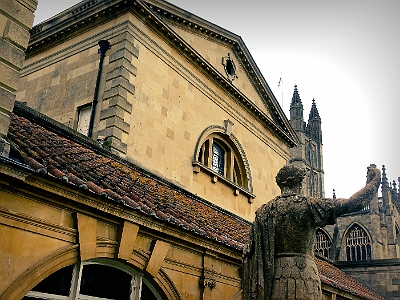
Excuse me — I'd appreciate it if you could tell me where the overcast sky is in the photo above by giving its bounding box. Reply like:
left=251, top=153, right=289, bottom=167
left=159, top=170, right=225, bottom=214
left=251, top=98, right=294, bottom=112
left=33, top=0, right=400, bottom=198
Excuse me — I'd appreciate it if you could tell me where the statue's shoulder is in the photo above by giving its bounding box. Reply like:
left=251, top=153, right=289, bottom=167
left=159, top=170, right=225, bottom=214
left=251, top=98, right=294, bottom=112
left=256, top=199, right=277, bottom=217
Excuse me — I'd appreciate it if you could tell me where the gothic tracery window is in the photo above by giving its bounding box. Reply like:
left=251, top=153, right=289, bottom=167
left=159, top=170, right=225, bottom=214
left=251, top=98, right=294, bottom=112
left=314, top=228, right=332, bottom=259
left=345, top=224, right=371, bottom=261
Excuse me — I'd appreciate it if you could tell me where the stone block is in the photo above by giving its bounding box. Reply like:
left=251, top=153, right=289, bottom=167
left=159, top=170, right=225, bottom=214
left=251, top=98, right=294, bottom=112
left=103, top=86, right=130, bottom=101
left=106, top=66, right=133, bottom=82
left=109, top=33, right=139, bottom=58
left=112, top=39, right=139, bottom=59
left=0, top=87, right=17, bottom=113
left=76, top=213, right=97, bottom=261
left=0, top=110, right=11, bottom=138
left=108, top=95, right=133, bottom=113
left=0, top=39, right=26, bottom=69
left=109, top=49, right=134, bottom=64
left=101, top=126, right=124, bottom=140
left=110, top=77, right=135, bottom=95
left=111, top=58, right=137, bottom=76
left=3, top=19, right=30, bottom=49
left=146, top=240, right=170, bottom=277
left=109, top=137, right=127, bottom=154
left=117, top=221, right=139, bottom=261
left=105, top=116, right=130, bottom=134
left=392, top=277, right=400, bottom=285
left=0, top=0, right=36, bottom=29
left=0, top=61, right=20, bottom=91
left=100, top=106, right=126, bottom=121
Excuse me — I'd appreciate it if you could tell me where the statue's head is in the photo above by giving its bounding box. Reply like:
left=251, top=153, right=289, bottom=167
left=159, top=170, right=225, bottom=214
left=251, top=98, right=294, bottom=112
left=276, top=165, right=306, bottom=193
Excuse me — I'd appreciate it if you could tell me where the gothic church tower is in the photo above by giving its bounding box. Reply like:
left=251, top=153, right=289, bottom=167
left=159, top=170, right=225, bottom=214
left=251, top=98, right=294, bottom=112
left=289, top=85, right=325, bottom=197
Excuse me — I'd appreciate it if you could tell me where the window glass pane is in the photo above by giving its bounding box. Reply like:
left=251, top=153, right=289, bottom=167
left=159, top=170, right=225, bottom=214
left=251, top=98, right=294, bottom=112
left=79, top=264, right=132, bottom=300
left=212, top=143, right=224, bottom=175
left=77, top=105, right=92, bottom=136
left=31, top=265, right=74, bottom=296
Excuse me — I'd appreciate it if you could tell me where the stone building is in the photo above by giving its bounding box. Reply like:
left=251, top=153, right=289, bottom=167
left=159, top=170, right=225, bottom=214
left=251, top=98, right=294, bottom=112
left=15, top=0, right=300, bottom=222
left=288, top=84, right=324, bottom=198
left=286, top=76, right=400, bottom=300
left=0, top=0, right=390, bottom=299
left=313, top=166, right=400, bottom=300
left=287, top=83, right=400, bottom=300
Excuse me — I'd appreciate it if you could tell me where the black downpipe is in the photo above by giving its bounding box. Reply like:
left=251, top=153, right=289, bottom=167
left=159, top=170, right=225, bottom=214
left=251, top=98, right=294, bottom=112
left=88, top=40, right=111, bottom=138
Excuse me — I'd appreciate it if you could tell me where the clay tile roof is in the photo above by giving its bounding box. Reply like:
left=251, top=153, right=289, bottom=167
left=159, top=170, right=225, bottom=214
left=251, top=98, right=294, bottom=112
left=6, top=109, right=386, bottom=299
left=316, top=258, right=385, bottom=300
left=8, top=112, right=250, bottom=250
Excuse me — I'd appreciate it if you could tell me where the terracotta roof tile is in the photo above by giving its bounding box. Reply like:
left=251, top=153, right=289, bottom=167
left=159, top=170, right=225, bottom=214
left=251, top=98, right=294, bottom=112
left=7, top=111, right=386, bottom=299
left=8, top=112, right=250, bottom=249
left=316, top=258, right=385, bottom=299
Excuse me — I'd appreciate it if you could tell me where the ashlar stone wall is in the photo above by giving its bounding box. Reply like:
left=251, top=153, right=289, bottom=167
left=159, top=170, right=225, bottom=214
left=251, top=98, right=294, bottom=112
left=17, top=11, right=290, bottom=221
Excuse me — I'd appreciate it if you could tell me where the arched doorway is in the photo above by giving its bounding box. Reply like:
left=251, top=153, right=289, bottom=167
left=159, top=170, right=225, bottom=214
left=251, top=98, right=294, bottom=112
left=22, top=258, right=163, bottom=300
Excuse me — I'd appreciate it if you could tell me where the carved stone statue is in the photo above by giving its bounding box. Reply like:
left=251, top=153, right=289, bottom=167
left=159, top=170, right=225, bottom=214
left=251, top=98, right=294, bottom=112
left=243, top=164, right=381, bottom=300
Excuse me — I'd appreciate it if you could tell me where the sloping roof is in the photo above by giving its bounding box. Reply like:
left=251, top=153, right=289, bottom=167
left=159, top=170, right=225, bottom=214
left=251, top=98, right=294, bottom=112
left=6, top=103, right=384, bottom=299
left=317, top=258, right=385, bottom=300
left=8, top=103, right=251, bottom=250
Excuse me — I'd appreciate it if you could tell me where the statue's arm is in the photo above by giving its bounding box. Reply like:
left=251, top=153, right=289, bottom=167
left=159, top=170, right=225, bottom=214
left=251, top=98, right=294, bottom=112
left=334, top=165, right=381, bottom=217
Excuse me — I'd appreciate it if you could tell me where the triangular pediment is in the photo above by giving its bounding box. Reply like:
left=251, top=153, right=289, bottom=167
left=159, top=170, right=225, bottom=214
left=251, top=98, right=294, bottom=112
left=144, top=0, right=297, bottom=146
left=167, top=24, right=272, bottom=117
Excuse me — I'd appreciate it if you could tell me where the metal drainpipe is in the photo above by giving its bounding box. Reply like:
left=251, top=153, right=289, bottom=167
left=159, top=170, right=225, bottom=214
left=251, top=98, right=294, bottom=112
left=87, top=39, right=111, bottom=138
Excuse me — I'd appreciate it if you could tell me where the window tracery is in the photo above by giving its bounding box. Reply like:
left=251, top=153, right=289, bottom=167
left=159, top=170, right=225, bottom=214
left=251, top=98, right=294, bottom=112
left=345, top=224, right=371, bottom=261
left=314, top=228, right=332, bottom=259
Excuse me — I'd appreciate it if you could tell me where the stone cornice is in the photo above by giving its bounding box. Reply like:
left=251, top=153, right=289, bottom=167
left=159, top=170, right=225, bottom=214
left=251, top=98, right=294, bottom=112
left=26, top=0, right=297, bottom=147
left=0, top=157, right=243, bottom=259
left=0, top=206, right=76, bottom=242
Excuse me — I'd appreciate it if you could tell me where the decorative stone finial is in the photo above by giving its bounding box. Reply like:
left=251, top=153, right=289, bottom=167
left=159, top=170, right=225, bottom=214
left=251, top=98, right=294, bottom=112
left=381, top=165, right=388, bottom=190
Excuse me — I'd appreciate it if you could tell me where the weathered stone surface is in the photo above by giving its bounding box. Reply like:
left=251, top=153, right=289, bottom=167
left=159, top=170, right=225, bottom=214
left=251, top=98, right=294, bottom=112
left=243, top=164, right=381, bottom=300
left=0, top=0, right=36, bottom=29
left=3, top=19, right=31, bottom=49
left=0, top=39, right=26, bottom=69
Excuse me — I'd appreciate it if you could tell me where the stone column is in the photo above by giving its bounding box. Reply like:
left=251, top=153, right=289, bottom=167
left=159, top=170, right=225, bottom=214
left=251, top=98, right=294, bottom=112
left=0, top=0, right=37, bottom=156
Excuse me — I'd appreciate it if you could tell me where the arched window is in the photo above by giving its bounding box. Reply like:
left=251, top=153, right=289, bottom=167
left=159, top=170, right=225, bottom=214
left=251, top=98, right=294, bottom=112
left=198, top=136, right=244, bottom=186
left=314, top=228, right=332, bottom=259
left=23, top=260, right=162, bottom=300
left=193, top=123, right=254, bottom=202
left=345, top=224, right=371, bottom=261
